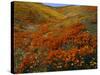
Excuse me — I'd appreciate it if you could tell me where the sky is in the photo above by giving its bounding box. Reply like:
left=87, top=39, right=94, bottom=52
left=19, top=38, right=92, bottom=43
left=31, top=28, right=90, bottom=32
left=43, top=3, right=73, bottom=7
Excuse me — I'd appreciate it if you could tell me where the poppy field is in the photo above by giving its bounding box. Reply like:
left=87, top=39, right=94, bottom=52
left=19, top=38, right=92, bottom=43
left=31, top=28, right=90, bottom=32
left=12, top=1, right=97, bottom=73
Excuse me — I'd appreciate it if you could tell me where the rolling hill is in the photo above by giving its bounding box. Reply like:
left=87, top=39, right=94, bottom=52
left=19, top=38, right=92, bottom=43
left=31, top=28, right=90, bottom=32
left=14, top=2, right=97, bottom=34
left=13, top=2, right=97, bottom=73
left=14, top=2, right=65, bottom=21
left=14, top=2, right=66, bottom=32
left=55, top=6, right=97, bottom=34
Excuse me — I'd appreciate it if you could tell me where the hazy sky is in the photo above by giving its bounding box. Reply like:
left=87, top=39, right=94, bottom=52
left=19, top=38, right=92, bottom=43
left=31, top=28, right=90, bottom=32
left=43, top=3, right=72, bottom=7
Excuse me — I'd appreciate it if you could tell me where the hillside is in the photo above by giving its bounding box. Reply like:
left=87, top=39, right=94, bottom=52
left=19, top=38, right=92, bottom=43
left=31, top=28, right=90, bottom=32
left=14, top=2, right=97, bottom=34
left=55, top=6, right=97, bottom=34
left=14, top=2, right=66, bottom=32
left=12, top=2, right=97, bottom=73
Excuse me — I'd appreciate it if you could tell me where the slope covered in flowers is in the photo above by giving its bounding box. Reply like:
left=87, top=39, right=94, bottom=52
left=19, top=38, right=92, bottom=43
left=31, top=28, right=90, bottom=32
left=13, top=2, right=97, bottom=73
